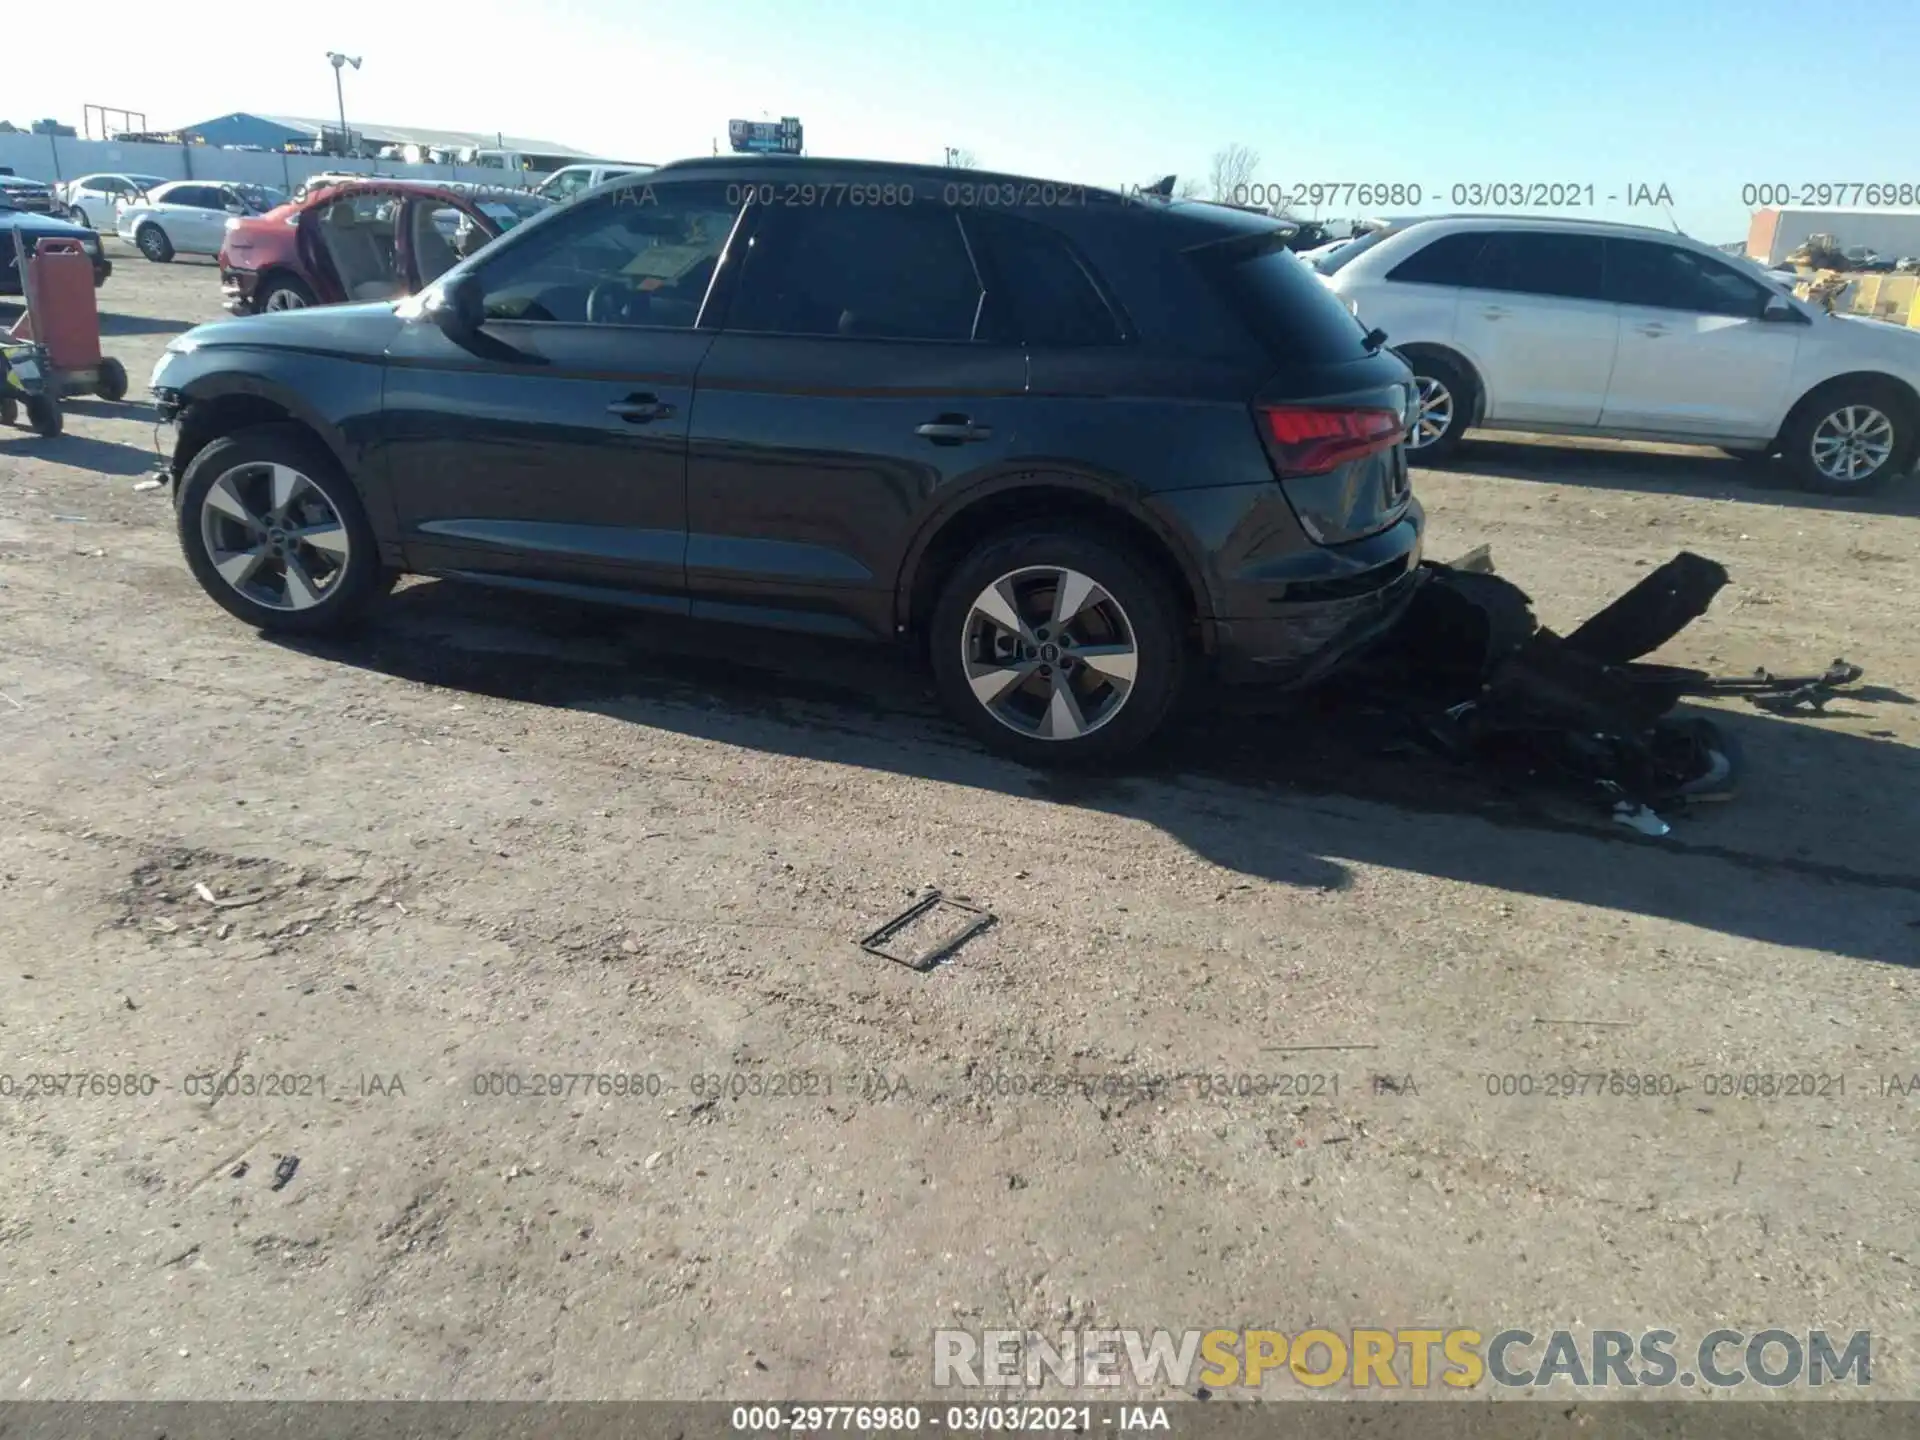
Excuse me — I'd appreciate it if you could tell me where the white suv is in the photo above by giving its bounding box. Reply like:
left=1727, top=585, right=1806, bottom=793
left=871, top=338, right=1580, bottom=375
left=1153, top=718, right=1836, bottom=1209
left=1320, top=215, right=1920, bottom=493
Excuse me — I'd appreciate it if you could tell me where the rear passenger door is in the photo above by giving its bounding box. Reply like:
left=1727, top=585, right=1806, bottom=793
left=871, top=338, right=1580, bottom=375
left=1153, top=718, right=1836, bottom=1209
left=164, top=186, right=226, bottom=252
left=683, top=200, right=1027, bottom=639
left=1451, top=230, right=1617, bottom=426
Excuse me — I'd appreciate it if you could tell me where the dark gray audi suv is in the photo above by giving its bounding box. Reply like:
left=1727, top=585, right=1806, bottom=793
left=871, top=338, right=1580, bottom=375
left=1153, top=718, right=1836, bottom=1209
left=149, top=156, right=1423, bottom=764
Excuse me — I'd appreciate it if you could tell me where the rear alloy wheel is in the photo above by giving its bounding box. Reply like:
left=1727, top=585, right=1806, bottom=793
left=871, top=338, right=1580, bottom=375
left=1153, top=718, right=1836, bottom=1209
left=177, top=426, right=388, bottom=634
left=1785, top=389, right=1915, bottom=494
left=136, top=224, right=173, bottom=263
left=260, top=276, right=315, bottom=311
left=1402, top=355, right=1470, bottom=462
left=70, top=206, right=92, bottom=230
left=930, top=528, right=1187, bottom=766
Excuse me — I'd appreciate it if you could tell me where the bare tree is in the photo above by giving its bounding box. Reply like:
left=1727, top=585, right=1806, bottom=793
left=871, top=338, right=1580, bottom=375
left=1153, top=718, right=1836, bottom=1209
left=1207, top=143, right=1260, bottom=204
left=1176, top=176, right=1206, bottom=200
left=944, top=148, right=978, bottom=169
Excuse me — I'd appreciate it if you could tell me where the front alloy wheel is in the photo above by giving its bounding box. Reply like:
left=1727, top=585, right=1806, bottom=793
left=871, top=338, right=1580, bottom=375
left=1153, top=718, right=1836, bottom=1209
left=1808, top=404, right=1895, bottom=487
left=962, top=566, right=1139, bottom=742
left=199, top=461, right=352, bottom=612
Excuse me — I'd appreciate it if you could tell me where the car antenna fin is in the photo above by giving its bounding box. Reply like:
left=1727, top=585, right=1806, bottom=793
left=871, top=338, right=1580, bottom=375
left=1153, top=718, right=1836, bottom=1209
left=1144, top=174, right=1176, bottom=199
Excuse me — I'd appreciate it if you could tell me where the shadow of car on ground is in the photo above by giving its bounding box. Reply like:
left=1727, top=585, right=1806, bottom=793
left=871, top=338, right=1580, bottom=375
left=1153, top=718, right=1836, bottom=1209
left=266, top=576, right=1920, bottom=970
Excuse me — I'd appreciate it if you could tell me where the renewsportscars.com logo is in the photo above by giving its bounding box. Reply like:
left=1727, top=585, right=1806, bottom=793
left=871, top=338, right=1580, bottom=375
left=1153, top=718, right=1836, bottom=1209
left=932, top=1328, right=1872, bottom=1391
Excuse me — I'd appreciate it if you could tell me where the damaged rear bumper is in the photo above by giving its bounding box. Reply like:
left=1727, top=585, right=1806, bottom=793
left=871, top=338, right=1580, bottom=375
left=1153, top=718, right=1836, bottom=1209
left=1211, top=513, right=1425, bottom=686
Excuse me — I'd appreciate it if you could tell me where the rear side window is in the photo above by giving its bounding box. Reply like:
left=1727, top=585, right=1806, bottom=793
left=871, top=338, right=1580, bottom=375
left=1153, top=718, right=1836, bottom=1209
left=1469, top=231, right=1605, bottom=300
left=728, top=206, right=985, bottom=341
left=1201, top=236, right=1374, bottom=363
left=1388, top=231, right=1488, bottom=286
left=965, top=211, right=1124, bottom=346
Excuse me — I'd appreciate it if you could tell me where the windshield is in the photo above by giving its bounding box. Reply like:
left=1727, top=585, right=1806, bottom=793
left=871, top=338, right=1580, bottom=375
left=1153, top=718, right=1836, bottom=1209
left=1312, top=225, right=1399, bottom=274
left=234, top=184, right=286, bottom=213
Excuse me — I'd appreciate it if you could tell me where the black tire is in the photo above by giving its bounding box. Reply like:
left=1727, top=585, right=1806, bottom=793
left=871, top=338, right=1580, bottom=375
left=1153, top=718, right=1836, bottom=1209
left=1781, top=382, right=1917, bottom=495
left=70, top=206, right=93, bottom=230
left=928, top=525, right=1189, bottom=767
left=0, top=396, right=15, bottom=427
left=1400, top=352, right=1472, bottom=463
left=176, top=423, right=390, bottom=635
left=25, top=394, right=61, bottom=437
left=258, top=275, right=317, bottom=312
left=94, top=357, right=128, bottom=402
left=136, top=224, right=174, bottom=263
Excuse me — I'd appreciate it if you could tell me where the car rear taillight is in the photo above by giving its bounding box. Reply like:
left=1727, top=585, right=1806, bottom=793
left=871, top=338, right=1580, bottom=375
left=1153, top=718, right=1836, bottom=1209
left=1256, top=404, right=1404, bottom=476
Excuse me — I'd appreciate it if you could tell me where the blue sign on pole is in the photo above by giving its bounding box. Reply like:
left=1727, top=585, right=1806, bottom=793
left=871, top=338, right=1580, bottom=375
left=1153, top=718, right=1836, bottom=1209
left=728, top=117, right=803, bottom=155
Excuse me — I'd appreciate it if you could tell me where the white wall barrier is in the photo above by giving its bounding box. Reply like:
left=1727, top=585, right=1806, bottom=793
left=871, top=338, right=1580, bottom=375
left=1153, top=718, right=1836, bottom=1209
left=0, top=132, right=539, bottom=194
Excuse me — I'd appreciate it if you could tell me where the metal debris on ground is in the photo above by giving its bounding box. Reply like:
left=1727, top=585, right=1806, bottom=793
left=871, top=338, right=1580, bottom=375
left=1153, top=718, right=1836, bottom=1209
left=131, top=478, right=164, bottom=493
left=270, top=1155, right=300, bottom=1191
left=1340, top=547, right=1872, bottom=823
left=859, top=892, right=997, bottom=971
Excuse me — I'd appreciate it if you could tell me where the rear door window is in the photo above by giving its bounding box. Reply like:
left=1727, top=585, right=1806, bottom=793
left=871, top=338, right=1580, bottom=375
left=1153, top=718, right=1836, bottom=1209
left=964, top=211, right=1125, bottom=346
left=1387, top=231, right=1489, bottom=286
left=726, top=205, right=985, bottom=341
left=1469, top=231, right=1605, bottom=301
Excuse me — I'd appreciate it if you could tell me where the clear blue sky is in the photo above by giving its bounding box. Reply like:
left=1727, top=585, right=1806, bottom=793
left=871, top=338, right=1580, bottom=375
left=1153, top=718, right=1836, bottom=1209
left=26, top=0, right=1920, bottom=242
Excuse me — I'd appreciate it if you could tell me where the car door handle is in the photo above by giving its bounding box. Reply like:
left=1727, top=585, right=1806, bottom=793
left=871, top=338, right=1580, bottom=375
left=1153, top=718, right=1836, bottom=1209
left=607, top=394, right=675, bottom=423
left=1635, top=323, right=1670, bottom=337
left=1480, top=307, right=1508, bottom=321
left=915, top=416, right=993, bottom=444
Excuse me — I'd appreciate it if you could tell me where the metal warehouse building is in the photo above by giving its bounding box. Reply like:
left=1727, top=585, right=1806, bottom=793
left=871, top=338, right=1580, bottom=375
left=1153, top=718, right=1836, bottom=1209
left=182, top=112, right=588, bottom=158
left=1746, top=207, right=1920, bottom=266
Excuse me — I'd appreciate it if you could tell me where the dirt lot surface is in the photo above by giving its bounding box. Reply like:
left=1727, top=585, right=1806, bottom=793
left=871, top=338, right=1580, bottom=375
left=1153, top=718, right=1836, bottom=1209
left=2, top=245, right=1917, bottom=1403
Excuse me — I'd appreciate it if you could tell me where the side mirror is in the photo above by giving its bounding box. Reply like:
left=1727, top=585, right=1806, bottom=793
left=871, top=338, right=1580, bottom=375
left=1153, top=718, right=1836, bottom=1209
left=425, top=271, right=485, bottom=341
left=1762, top=295, right=1800, bottom=323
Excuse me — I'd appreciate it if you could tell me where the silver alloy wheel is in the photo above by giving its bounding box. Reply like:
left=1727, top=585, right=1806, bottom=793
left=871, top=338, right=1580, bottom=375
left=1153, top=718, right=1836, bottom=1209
left=1409, top=375, right=1455, bottom=450
left=138, top=226, right=167, bottom=260
left=199, top=462, right=351, bottom=611
left=71, top=207, right=91, bottom=229
left=1809, top=404, right=1895, bottom=484
left=961, top=565, right=1139, bottom=741
left=263, top=286, right=308, bottom=312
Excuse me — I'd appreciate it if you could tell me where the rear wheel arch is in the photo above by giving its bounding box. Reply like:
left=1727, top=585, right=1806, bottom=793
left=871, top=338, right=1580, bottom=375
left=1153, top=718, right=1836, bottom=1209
left=897, top=476, right=1209, bottom=650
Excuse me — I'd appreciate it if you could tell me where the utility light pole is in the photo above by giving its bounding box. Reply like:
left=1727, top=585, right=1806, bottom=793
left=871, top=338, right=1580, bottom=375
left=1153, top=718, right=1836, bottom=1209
left=326, top=52, right=361, bottom=156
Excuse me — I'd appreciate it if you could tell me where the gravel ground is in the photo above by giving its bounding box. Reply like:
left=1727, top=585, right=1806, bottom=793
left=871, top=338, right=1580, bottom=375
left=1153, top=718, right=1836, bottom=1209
left=2, top=243, right=1917, bottom=1403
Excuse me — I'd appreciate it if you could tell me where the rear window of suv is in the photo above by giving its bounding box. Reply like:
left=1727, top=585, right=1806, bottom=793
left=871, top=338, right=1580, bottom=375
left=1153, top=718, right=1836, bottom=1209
left=1200, top=233, right=1375, bottom=363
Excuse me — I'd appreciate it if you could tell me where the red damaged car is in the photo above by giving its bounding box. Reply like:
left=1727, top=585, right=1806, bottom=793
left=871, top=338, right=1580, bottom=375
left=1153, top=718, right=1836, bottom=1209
left=219, top=179, right=549, bottom=313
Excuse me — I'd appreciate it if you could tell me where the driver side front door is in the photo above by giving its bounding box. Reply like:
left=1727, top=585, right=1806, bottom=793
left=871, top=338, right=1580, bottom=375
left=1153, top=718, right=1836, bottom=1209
left=376, top=181, right=744, bottom=607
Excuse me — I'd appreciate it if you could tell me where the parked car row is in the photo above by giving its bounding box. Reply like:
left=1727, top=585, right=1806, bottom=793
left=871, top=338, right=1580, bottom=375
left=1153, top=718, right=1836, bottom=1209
left=1316, top=215, right=1920, bottom=493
